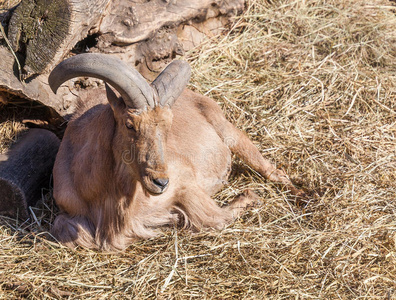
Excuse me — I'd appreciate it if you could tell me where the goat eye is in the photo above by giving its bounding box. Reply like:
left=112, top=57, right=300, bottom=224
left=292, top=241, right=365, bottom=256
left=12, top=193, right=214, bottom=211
left=126, top=122, right=135, bottom=131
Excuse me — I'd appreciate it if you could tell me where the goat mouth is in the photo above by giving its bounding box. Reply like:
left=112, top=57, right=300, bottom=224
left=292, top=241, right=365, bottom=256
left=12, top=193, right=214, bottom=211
left=142, top=174, right=169, bottom=195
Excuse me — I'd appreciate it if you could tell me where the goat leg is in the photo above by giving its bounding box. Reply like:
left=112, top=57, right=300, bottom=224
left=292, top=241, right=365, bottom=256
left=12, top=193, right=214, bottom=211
left=226, top=190, right=262, bottom=219
left=197, top=96, right=305, bottom=197
left=51, top=213, right=97, bottom=249
left=175, top=187, right=235, bottom=230
left=229, top=128, right=305, bottom=197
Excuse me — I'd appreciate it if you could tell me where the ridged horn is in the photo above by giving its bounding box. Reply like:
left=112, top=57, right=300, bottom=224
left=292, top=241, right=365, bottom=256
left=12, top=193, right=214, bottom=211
left=48, top=53, right=155, bottom=109
left=151, top=60, right=191, bottom=107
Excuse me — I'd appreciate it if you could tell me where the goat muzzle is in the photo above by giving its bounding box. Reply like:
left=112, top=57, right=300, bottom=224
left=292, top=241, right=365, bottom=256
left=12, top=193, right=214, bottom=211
left=152, top=178, right=169, bottom=191
left=142, top=173, right=170, bottom=195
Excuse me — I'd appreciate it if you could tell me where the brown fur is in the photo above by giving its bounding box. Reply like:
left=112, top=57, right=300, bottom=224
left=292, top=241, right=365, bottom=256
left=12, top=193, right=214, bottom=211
left=52, top=88, right=303, bottom=251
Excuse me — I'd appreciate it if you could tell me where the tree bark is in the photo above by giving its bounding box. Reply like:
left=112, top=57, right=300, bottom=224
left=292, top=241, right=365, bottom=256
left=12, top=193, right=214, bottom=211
left=7, top=0, right=111, bottom=78
left=0, top=46, right=78, bottom=118
left=99, top=0, right=244, bottom=46
left=0, top=129, right=60, bottom=220
left=96, top=0, right=244, bottom=74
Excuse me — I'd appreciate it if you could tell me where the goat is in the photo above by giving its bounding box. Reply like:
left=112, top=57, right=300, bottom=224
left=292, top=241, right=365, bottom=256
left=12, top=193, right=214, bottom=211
left=49, top=54, right=304, bottom=251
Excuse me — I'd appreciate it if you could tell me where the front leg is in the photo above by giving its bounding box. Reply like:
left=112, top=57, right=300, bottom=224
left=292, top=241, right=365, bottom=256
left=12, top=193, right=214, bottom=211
left=227, top=190, right=262, bottom=219
left=51, top=213, right=97, bottom=249
left=174, top=186, right=257, bottom=230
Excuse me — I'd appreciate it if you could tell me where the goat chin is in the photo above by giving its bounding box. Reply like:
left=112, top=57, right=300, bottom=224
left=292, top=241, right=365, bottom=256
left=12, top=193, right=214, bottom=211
left=51, top=88, right=303, bottom=251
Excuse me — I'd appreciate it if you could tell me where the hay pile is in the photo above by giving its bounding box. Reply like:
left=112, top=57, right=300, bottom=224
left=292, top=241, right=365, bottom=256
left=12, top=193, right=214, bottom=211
left=1, top=0, right=396, bottom=298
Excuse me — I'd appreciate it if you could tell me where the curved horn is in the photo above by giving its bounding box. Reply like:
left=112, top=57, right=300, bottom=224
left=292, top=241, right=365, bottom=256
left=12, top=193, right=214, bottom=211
left=151, top=60, right=191, bottom=107
left=48, top=53, right=155, bottom=109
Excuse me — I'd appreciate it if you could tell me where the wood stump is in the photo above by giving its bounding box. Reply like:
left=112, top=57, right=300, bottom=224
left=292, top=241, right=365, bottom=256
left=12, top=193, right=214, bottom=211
left=0, top=129, right=60, bottom=220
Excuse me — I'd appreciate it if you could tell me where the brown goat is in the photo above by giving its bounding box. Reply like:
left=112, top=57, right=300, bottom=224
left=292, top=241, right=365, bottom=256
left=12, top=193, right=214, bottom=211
left=49, top=54, right=304, bottom=251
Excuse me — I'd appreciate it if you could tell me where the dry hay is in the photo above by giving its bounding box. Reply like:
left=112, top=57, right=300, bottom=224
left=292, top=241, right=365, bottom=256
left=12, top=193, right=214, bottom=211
left=1, top=0, right=396, bottom=298
left=0, top=104, right=27, bottom=154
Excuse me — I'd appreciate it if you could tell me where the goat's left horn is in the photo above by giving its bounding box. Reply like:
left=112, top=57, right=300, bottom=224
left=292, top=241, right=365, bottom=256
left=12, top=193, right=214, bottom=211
left=151, top=60, right=191, bottom=107
left=48, top=53, right=155, bottom=109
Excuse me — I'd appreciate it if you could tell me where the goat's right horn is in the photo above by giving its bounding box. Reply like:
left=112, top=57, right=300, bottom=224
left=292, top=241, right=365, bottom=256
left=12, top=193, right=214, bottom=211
left=151, top=60, right=191, bottom=107
left=49, top=54, right=155, bottom=109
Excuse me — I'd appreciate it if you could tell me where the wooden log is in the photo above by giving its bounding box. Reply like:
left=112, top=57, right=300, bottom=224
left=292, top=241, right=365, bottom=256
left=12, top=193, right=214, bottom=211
left=0, top=0, right=245, bottom=119
left=99, top=0, right=244, bottom=46
left=96, top=0, right=245, bottom=72
left=0, top=129, right=60, bottom=220
left=0, top=46, right=79, bottom=118
left=7, top=0, right=111, bottom=78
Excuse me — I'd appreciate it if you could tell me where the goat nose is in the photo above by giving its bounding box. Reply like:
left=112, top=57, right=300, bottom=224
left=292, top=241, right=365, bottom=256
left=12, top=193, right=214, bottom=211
left=152, top=178, right=169, bottom=190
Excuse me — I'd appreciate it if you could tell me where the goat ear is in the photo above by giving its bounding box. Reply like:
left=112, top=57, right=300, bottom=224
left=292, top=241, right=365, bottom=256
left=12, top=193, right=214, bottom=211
left=105, top=83, right=126, bottom=113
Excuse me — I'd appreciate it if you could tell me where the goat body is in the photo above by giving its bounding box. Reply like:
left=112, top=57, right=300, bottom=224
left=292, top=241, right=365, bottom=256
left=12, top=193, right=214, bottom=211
left=50, top=55, right=303, bottom=251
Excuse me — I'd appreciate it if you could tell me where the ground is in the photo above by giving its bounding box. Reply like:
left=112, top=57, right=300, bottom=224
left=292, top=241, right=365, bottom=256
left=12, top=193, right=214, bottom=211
left=0, top=0, right=396, bottom=298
